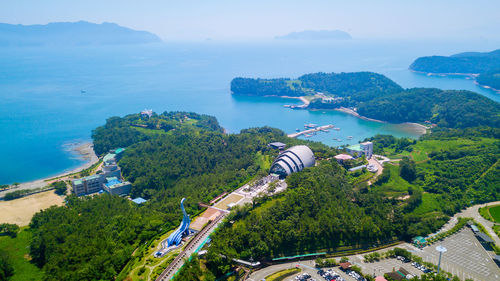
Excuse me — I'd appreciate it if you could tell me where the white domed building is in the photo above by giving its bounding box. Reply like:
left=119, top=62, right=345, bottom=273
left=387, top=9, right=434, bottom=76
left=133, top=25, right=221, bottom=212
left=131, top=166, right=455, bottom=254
left=269, top=145, right=315, bottom=177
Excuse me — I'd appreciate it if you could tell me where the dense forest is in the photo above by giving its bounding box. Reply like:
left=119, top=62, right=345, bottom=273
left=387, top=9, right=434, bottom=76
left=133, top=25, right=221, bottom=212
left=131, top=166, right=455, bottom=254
left=231, top=72, right=401, bottom=99
left=409, top=49, right=500, bottom=90
left=23, top=111, right=336, bottom=280
left=231, top=72, right=500, bottom=128
left=29, top=195, right=165, bottom=281
left=204, top=126, right=499, bottom=266
left=357, top=88, right=500, bottom=128
left=91, top=111, right=222, bottom=155
left=409, top=49, right=500, bottom=74
left=210, top=161, right=409, bottom=260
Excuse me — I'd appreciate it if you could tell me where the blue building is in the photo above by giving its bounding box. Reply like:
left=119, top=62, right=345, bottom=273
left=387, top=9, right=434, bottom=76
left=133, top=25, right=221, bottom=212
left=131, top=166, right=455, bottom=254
left=166, top=198, right=191, bottom=247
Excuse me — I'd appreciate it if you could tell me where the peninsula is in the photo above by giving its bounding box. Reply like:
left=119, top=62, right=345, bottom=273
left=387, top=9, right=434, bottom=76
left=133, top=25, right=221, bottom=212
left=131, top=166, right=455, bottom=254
left=409, top=49, right=500, bottom=92
left=231, top=72, right=500, bottom=129
left=0, top=21, right=162, bottom=46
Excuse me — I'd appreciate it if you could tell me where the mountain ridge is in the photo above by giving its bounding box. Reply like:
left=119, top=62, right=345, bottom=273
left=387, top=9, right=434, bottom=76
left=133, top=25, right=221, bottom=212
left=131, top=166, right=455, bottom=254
left=0, top=21, right=162, bottom=46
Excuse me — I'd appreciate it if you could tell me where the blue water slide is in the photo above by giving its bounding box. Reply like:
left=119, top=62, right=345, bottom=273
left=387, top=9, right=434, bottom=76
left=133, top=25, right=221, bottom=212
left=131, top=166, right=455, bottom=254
left=166, top=198, right=191, bottom=247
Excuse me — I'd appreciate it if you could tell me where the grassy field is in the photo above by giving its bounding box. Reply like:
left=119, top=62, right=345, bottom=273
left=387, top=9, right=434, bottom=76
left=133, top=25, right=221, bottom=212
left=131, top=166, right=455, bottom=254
left=488, top=205, right=500, bottom=223
left=371, top=164, right=414, bottom=197
left=0, top=228, right=43, bottom=281
left=0, top=190, right=64, bottom=226
left=411, top=193, right=441, bottom=215
left=265, top=267, right=301, bottom=281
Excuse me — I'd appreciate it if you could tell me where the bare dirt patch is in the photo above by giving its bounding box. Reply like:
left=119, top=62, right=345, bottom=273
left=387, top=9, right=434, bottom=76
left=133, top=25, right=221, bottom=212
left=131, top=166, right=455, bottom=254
left=0, top=190, right=64, bottom=226
left=214, top=193, right=243, bottom=210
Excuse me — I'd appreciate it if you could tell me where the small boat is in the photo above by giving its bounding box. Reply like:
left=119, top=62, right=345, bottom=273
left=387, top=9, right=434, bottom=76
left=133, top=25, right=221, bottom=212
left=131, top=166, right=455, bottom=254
left=334, top=128, right=340, bottom=131
left=296, top=128, right=300, bottom=132
left=81, top=90, right=86, bottom=94
left=347, top=136, right=353, bottom=139
left=304, top=123, right=318, bottom=128
left=304, top=134, right=312, bottom=138
left=283, top=105, right=291, bottom=108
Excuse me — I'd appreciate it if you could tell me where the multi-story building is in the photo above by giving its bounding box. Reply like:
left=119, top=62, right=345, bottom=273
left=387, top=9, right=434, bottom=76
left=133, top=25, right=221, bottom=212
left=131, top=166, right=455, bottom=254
left=346, top=141, right=374, bottom=159
left=72, top=174, right=104, bottom=196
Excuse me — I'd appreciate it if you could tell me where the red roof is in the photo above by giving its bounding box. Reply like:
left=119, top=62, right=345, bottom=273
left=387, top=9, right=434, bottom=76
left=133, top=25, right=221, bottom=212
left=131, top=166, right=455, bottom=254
left=339, top=262, right=352, bottom=269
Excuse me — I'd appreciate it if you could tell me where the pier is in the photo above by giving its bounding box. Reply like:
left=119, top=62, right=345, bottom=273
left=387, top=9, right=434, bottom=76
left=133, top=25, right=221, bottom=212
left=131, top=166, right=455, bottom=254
left=287, top=124, right=334, bottom=138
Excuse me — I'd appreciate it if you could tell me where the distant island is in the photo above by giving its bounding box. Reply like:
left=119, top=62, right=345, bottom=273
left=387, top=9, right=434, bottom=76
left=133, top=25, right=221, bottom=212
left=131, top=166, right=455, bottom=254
left=409, top=49, right=500, bottom=92
left=0, top=21, right=162, bottom=46
left=275, top=30, right=351, bottom=40
left=231, top=72, right=500, bottom=129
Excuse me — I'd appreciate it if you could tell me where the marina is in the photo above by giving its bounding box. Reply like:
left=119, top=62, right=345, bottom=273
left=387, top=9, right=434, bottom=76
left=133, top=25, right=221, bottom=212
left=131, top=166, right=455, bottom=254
left=287, top=124, right=335, bottom=138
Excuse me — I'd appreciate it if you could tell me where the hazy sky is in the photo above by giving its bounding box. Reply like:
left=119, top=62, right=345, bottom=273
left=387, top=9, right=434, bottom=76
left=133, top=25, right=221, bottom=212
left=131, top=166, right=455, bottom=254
left=1, top=0, right=500, bottom=41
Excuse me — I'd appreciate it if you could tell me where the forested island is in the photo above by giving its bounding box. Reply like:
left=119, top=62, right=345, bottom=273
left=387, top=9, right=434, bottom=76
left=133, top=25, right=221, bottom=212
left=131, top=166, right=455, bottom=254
left=0, top=21, right=162, bottom=46
left=409, top=49, right=500, bottom=91
left=231, top=72, right=500, bottom=128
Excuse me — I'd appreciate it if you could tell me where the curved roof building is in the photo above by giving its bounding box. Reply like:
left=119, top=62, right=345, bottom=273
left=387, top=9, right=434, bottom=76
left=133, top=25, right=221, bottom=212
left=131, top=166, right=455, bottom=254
left=270, top=145, right=315, bottom=177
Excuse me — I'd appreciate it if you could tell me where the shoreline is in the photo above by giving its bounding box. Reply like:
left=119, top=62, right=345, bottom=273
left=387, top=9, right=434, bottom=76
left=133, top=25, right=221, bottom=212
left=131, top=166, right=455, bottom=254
left=474, top=81, right=500, bottom=93
left=237, top=93, right=430, bottom=135
left=0, top=142, right=98, bottom=197
left=409, top=69, right=479, bottom=77
left=411, top=69, right=500, bottom=94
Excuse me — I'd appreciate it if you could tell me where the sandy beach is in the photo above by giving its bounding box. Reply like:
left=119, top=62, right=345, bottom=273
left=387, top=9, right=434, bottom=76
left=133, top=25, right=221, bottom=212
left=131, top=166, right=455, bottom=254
left=0, top=190, right=64, bottom=226
left=0, top=142, right=98, bottom=198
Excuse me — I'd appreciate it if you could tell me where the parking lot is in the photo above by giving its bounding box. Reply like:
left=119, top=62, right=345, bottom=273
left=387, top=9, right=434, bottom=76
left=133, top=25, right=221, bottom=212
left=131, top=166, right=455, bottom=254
left=358, top=256, right=424, bottom=278
left=415, top=228, right=500, bottom=280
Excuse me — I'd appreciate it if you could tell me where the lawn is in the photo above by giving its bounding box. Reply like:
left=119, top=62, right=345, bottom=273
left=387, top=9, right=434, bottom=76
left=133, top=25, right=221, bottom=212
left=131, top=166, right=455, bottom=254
left=488, top=205, right=500, bottom=223
left=371, top=164, right=415, bottom=197
left=0, top=228, right=43, bottom=281
left=411, top=193, right=441, bottom=215
left=265, top=267, right=301, bottom=281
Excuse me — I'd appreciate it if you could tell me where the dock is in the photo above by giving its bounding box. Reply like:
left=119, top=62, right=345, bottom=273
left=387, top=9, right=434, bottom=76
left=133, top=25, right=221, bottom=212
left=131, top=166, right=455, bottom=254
left=287, top=124, right=334, bottom=138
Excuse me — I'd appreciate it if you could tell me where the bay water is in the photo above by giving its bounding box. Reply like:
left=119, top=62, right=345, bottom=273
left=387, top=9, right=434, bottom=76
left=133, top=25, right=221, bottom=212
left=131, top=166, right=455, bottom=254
left=1, top=39, right=499, bottom=184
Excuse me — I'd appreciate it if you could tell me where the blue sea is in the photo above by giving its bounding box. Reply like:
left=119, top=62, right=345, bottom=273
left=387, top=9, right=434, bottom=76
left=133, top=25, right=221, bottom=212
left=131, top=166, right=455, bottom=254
left=1, top=39, right=499, bottom=184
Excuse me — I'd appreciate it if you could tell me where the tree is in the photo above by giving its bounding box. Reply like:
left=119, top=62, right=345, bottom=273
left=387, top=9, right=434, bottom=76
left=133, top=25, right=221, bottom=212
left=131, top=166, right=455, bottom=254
left=0, top=250, right=14, bottom=281
left=0, top=223, right=20, bottom=238
left=51, top=181, right=67, bottom=196
left=399, top=157, right=416, bottom=182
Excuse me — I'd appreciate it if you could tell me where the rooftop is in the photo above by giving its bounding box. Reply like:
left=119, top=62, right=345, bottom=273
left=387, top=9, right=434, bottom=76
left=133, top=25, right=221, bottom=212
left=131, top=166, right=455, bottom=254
left=347, top=144, right=362, bottom=151
left=132, top=197, right=147, bottom=204
left=103, top=153, right=116, bottom=163
left=361, top=141, right=373, bottom=145
left=334, top=154, right=353, bottom=160
left=476, top=232, right=494, bottom=243
left=84, top=174, right=101, bottom=180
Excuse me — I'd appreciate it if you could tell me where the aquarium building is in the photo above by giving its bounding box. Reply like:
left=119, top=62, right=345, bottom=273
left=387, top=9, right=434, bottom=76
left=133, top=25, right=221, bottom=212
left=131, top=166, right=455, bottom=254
left=269, top=145, right=315, bottom=177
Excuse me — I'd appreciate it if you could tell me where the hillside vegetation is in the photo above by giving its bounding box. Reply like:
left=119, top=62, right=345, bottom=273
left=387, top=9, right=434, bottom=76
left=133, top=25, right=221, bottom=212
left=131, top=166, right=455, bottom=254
left=409, top=49, right=500, bottom=74
left=206, top=127, right=500, bottom=265
left=409, top=49, right=500, bottom=90
left=13, top=111, right=335, bottom=281
left=231, top=72, right=500, bottom=128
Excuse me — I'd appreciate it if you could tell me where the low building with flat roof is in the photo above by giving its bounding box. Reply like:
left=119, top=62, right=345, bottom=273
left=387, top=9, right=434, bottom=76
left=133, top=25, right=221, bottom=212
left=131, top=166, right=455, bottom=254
left=268, top=142, right=286, bottom=150
left=132, top=197, right=147, bottom=205
left=476, top=232, right=494, bottom=244
left=103, top=177, right=132, bottom=196
left=334, top=154, right=353, bottom=164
